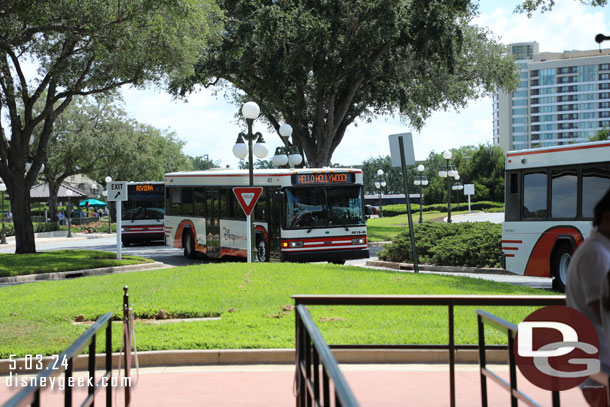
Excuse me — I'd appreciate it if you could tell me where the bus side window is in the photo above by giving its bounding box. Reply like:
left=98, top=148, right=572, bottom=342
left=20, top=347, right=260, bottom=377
left=505, top=171, right=520, bottom=221
left=170, top=187, right=183, bottom=216
left=582, top=166, right=610, bottom=218
left=182, top=187, right=194, bottom=216
left=193, top=187, right=206, bottom=217
left=523, top=172, right=548, bottom=220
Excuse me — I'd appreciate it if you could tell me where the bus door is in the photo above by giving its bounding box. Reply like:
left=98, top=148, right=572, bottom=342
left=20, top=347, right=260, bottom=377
left=207, top=189, right=220, bottom=257
left=267, top=189, right=283, bottom=261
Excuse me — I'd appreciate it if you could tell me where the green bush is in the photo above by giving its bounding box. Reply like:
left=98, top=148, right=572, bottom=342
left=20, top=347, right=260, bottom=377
left=2, top=222, right=59, bottom=237
left=378, top=222, right=502, bottom=268
left=381, top=201, right=503, bottom=217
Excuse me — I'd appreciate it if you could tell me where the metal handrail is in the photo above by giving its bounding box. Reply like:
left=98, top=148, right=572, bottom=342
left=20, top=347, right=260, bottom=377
left=296, top=304, right=359, bottom=407
left=292, top=294, right=565, bottom=407
left=477, top=309, right=560, bottom=407
left=4, top=312, right=114, bottom=407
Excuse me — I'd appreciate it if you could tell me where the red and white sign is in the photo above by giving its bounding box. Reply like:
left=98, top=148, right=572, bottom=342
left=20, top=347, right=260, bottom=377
left=233, top=187, right=263, bottom=216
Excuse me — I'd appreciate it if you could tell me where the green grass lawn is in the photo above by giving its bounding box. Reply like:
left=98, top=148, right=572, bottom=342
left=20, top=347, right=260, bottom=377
left=0, top=250, right=152, bottom=277
left=367, top=211, right=471, bottom=242
left=0, top=263, right=557, bottom=358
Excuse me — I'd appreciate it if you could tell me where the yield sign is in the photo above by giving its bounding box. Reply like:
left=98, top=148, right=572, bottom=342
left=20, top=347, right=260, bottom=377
left=233, top=187, right=263, bottom=216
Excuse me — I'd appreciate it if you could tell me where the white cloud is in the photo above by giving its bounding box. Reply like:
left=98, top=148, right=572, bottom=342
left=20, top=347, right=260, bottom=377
left=120, top=0, right=610, bottom=168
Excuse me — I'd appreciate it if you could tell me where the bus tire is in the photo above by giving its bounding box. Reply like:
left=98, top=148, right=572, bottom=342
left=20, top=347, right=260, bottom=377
left=256, top=238, right=268, bottom=262
left=330, top=260, right=346, bottom=265
left=551, top=242, right=573, bottom=292
left=183, top=230, right=196, bottom=259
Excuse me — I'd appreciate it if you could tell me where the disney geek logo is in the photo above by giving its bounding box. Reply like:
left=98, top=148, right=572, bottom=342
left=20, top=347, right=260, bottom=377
left=514, top=306, right=601, bottom=391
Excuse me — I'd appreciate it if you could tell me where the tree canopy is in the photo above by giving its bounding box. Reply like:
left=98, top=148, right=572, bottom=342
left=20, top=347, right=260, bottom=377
left=172, top=0, right=519, bottom=167
left=0, top=0, right=221, bottom=253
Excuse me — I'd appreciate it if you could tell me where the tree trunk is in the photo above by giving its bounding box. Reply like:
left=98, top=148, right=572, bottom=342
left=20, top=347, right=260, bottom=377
left=10, top=180, right=36, bottom=253
left=47, top=178, right=65, bottom=223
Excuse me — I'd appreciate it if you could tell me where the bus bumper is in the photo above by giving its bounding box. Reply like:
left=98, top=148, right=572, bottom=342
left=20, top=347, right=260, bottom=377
left=122, top=233, right=165, bottom=244
left=281, top=248, right=370, bottom=263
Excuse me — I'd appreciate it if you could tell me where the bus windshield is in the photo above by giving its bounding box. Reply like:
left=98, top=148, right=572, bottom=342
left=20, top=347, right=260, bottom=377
left=284, top=186, right=364, bottom=229
left=122, top=191, right=164, bottom=220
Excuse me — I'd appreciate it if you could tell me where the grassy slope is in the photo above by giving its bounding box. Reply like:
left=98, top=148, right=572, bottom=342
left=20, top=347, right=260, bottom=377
left=0, top=250, right=152, bottom=277
left=0, top=263, right=555, bottom=358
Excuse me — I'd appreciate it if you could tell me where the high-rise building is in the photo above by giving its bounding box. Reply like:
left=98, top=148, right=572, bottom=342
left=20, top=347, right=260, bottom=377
left=493, top=42, right=610, bottom=151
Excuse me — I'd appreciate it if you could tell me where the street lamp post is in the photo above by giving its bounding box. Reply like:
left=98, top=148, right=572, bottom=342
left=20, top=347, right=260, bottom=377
left=272, top=124, right=303, bottom=168
left=438, top=151, right=459, bottom=223
left=66, top=189, right=73, bottom=238
left=232, top=102, right=268, bottom=262
left=374, top=169, right=386, bottom=218
left=452, top=181, right=464, bottom=211
left=414, top=165, right=428, bottom=224
left=0, top=182, right=7, bottom=244
left=105, top=176, right=112, bottom=233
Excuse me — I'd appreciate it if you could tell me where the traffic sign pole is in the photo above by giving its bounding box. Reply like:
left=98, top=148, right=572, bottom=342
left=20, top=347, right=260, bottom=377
left=117, top=203, right=122, bottom=260
left=233, top=187, right=263, bottom=263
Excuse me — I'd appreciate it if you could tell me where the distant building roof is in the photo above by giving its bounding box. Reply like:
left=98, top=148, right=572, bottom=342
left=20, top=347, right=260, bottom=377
left=30, top=183, right=88, bottom=202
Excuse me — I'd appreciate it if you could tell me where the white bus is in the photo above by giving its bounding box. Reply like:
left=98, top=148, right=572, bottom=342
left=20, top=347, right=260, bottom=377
left=503, top=141, right=610, bottom=290
left=164, top=168, right=369, bottom=263
left=121, top=182, right=165, bottom=246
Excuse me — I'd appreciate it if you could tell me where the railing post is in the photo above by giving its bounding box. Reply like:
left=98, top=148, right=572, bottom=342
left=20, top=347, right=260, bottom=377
left=477, top=314, right=488, bottom=407
left=448, top=303, right=455, bottom=407
left=88, top=334, right=96, bottom=406
left=123, top=286, right=131, bottom=407
left=106, top=319, right=112, bottom=407
left=295, top=305, right=304, bottom=407
left=508, top=331, right=518, bottom=407
left=552, top=390, right=560, bottom=407
left=65, top=358, right=73, bottom=407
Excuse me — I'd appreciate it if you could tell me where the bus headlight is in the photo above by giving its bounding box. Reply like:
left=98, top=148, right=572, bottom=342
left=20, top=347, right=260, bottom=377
left=289, top=241, right=304, bottom=248
left=352, top=238, right=366, bottom=245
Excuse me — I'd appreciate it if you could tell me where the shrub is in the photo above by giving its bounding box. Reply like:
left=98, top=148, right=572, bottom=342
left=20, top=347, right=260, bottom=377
left=381, top=201, right=504, bottom=217
left=378, top=222, right=502, bottom=268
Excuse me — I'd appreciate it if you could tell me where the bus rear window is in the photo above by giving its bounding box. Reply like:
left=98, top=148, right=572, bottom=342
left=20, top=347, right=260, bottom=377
left=523, top=172, right=547, bottom=219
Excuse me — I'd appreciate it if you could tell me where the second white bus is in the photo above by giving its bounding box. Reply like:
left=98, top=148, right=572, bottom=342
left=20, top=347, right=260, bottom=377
left=503, top=141, right=610, bottom=290
left=164, top=168, right=369, bottom=263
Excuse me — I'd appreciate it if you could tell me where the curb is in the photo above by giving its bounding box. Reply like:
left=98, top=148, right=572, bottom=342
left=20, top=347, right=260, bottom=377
left=0, top=349, right=506, bottom=375
left=0, top=262, right=172, bottom=285
left=367, top=241, right=391, bottom=248
left=365, top=260, right=512, bottom=275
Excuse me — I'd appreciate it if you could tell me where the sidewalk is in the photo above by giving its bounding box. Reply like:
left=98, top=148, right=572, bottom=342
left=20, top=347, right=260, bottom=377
left=1, top=231, right=116, bottom=250
left=0, top=364, right=588, bottom=406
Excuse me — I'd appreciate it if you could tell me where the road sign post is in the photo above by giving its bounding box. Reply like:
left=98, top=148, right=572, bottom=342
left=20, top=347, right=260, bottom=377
left=464, top=184, right=475, bottom=213
left=108, top=181, right=128, bottom=260
left=389, top=133, right=419, bottom=273
left=233, top=187, right=263, bottom=263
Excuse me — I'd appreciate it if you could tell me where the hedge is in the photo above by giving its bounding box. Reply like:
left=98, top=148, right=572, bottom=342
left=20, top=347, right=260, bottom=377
left=378, top=222, right=502, bottom=268
left=2, top=222, right=59, bottom=237
left=381, top=201, right=504, bottom=218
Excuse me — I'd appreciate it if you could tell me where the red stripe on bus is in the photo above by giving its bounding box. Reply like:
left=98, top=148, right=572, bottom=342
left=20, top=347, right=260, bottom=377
left=505, top=254, right=515, bottom=258
left=501, top=247, right=519, bottom=251
left=524, top=226, right=584, bottom=278
left=506, top=142, right=610, bottom=157
left=220, top=248, right=247, bottom=258
left=501, top=240, right=522, bottom=244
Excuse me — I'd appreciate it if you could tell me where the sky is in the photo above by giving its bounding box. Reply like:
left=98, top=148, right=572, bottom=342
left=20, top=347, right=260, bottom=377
left=120, top=0, right=610, bottom=168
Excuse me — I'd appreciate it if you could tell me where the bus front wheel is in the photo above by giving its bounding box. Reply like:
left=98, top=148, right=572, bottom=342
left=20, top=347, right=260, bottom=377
left=256, top=239, right=268, bottom=262
left=551, top=242, right=573, bottom=292
left=183, top=230, right=196, bottom=259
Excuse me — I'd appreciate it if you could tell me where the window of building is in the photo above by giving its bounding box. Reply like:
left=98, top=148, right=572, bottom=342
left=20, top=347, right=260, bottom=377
left=513, top=108, right=528, bottom=115
left=513, top=99, right=528, bottom=106
left=540, top=69, right=555, bottom=85
left=579, top=64, right=598, bottom=82
left=513, top=117, right=528, bottom=124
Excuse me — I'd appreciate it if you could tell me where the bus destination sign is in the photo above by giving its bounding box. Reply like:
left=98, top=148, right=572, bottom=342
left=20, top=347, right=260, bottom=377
left=291, top=173, right=355, bottom=185
left=134, top=183, right=162, bottom=192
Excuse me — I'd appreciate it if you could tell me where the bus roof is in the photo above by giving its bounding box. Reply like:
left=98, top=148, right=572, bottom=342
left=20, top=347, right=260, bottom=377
left=165, top=167, right=362, bottom=178
left=505, top=140, right=610, bottom=170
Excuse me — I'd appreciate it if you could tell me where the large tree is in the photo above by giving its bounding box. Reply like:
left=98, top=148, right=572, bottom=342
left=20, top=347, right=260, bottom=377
left=0, top=0, right=221, bottom=253
left=172, top=0, right=519, bottom=168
